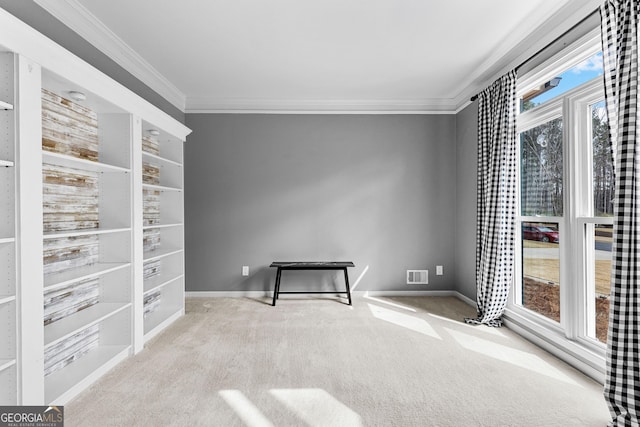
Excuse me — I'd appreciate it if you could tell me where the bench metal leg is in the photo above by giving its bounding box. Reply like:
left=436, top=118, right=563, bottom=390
left=272, top=266, right=352, bottom=306
left=272, top=267, right=282, bottom=306
left=276, top=268, right=282, bottom=300
left=343, top=267, right=352, bottom=305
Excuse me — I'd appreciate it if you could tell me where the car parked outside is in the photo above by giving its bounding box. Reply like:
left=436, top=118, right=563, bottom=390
left=522, top=224, right=559, bottom=243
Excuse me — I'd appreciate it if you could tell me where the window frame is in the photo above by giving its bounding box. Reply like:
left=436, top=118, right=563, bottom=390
left=513, top=94, right=565, bottom=337
left=570, top=84, right=612, bottom=349
left=505, top=27, right=608, bottom=374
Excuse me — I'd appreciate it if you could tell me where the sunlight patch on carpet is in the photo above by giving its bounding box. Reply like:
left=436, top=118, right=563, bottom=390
left=269, top=388, right=362, bottom=427
left=427, top=313, right=507, bottom=337
left=368, top=303, right=441, bottom=340
left=364, top=295, right=417, bottom=312
left=445, top=328, right=578, bottom=385
left=219, top=389, right=274, bottom=427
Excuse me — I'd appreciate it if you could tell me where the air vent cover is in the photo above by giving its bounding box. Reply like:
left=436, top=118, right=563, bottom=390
left=407, top=270, right=428, bottom=285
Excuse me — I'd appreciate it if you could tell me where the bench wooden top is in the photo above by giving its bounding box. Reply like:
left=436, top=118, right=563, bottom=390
left=270, top=261, right=355, bottom=269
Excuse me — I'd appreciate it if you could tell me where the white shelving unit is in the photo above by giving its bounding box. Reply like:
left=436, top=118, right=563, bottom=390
left=140, top=124, right=185, bottom=343
left=0, top=51, right=17, bottom=405
left=0, top=7, right=190, bottom=406
left=40, top=77, right=135, bottom=404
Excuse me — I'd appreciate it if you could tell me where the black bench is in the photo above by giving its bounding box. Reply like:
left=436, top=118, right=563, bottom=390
left=269, top=261, right=355, bottom=306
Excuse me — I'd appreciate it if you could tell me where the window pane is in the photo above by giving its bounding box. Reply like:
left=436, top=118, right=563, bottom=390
left=521, top=222, right=560, bottom=323
left=521, top=52, right=603, bottom=112
left=588, top=224, right=611, bottom=344
left=521, top=118, right=564, bottom=216
left=592, top=101, right=613, bottom=217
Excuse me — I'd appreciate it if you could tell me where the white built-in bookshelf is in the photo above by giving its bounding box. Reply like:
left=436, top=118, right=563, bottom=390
left=41, top=83, right=134, bottom=404
left=0, top=8, right=190, bottom=405
left=140, top=125, right=185, bottom=342
left=0, top=52, right=17, bottom=406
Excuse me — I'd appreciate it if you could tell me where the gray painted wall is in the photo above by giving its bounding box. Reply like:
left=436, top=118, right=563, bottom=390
left=185, top=114, right=456, bottom=293
left=454, top=102, right=478, bottom=301
left=0, top=2, right=184, bottom=123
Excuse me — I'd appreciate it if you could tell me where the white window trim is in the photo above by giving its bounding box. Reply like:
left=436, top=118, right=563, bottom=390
left=506, top=30, right=609, bottom=384
left=566, top=81, right=610, bottom=354
left=517, top=27, right=601, bottom=101
left=518, top=96, right=563, bottom=132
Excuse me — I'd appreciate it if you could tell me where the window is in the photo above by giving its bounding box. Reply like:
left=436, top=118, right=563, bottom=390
left=510, top=31, right=611, bottom=360
left=516, top=94, right=565, bottom=327
left=520, top=51, right=604, bottom=112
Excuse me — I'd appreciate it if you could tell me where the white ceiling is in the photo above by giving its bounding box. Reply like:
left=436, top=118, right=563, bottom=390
left=34, top=0, right=601, bottom=113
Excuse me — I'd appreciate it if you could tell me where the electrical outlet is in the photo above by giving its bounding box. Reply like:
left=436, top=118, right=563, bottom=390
left=436, top=265, right=443, bottom=276
left=242, top=266, right=249, bottom=276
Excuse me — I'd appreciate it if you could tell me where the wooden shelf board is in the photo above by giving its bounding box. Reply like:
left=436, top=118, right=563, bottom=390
left=44, top=302, right=131, bottom=348
left=43, top=226, right=131, bottom=240
left=143, top=222, right=183, bottom=231
left=144, top=273, right=183, bottom=295
left=0, top=100, right=13, bottom=110
left=142, top=151, right=182, bottom=168
left=142, top=183, right=182, bottom=193
left=45, top=344, right=130, bottom=404
left=0, top=159, right=14, bottom=167
left=43, top=152, right=130, bottom=173
left=0, top=358, right=16, bottom=372
left=0, top=295, right=16, bottom=306
left=144, top=306, right=183, bottom=341
left=143, top=247, right=183, bottom=262
left=44, top=262, right=130, bottom=291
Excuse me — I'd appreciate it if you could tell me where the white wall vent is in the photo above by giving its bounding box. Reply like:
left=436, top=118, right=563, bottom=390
left=406, top=270, right=428, bottom=285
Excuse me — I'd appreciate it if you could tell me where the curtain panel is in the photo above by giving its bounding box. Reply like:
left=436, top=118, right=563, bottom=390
left=601, top=1, right=640, bottom=425
left=465, top=70, right=518, bottom=328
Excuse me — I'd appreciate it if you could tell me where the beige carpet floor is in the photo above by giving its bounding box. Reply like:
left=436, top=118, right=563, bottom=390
left=65, top=296, right=610, bottom=426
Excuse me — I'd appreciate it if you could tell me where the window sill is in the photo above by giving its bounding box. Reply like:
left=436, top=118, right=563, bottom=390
left=503, top=306, right=605, bottom=384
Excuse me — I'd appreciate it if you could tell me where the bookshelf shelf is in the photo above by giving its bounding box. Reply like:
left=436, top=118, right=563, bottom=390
left=45, top=344, right=130, bottom=404
left=0, top=359, right=16, bottom=373
left=43, top=152, right=130, bottom=174
left=44, top=302, right=130, bottom=348
left=144, top=272, right=183, bottom=295
left=142, top=183, right=182, bottom=193
left=44, top=262, right=130, bottom=292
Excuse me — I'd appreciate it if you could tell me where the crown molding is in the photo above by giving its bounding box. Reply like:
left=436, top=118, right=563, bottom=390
left=34, top=0, right=186, bottom=112
left=452, top=0, right=573, bottom=105
left=452, top=0, right=602, bottom=112
left=32, top=0, right=601, bottom=116
left=185, top=97, right=458, bottom=114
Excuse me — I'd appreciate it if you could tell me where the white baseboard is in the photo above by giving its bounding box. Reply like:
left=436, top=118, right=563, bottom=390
left=451, top=291, right=477, bottom=308
left=186, top=291, right=270, bottom=298
left=358, top=290, right=477, bottom=307
left=185, top=289, right=478, bottom=309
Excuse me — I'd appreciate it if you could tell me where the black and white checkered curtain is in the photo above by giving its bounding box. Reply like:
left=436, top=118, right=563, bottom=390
left=465, top=70, right=518, bottom=328
left=601, top=1, right=640, bottom=425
